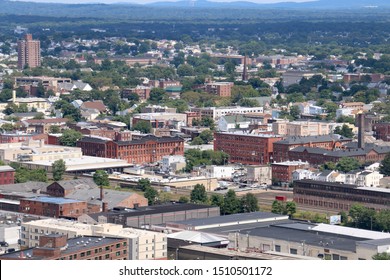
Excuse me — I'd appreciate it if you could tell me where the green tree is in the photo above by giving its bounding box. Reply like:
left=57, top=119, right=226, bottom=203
left=32, top=112, right=45, bottom=119
left=1, top=123, right=14, bottom=132
left=178, top=196, right=189, bottom=203
left=138, top=178, right=151, bottom=191
left=133, top=121, right=152, bottom=134
left=334, top=124, right=354, bottom=138
left=59, top=129, right=83, bottom=147
left=144, top=186, right=158, bottom=205
left=349, top=204, right=375, bottom=230
left=199, top=130, right=214, bottom=144
left=289, top=105, right=301, bottom=120
left=149, top=88, right=168, bottom=104
left=240, top=193, right=259, bottom=213
left=190, top=184, right=208, bottom=204
left=52, top=159, right=67, bottom=181
left=285, top=201, right=297, bottom=217
left=177, top=64, right=195, bottom=77
left=49, top=125, right=61, bottom=134
left=380, top=153, right=390, bottom=176
left=322, top=161, right=337, bottom=171
left=372, top=252, right=390, bottom=260
left=210, top=193, right=224, bottom=209
left=336, top=157, right=361, bottom=173
left=191, top=136, right=204, bottom=145
left=93, top=170, right=109, bottom=187
left=271, top=200, right=285, bottom=214
left=222, top=189, right=240, bottom=215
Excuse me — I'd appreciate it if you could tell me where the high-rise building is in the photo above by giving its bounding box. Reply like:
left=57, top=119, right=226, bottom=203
left=17, top=34, right=41, bottom=70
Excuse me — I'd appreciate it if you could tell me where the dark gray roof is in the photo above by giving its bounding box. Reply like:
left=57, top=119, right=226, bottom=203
left=53, top=178, right=98, bottom=190
left=290, top=145, right=390, bottom=158
left=356, top=238, right=390, bottom=247
left=66, top=187, right=137, bottom=209
left=85, top=203, right=218, bottom=221
left=0, top=182, right=48, bottom=194
left=116, top=135, right=184, bottom=145
left=0, top=235, right=124, bottom=260
left=173, top=212, right=288, bottom=227
left=317, top=170, right=334, bottom=177
left=239, top=223, right=364, bottom=252
left=276, top=134, right=351, bottom=145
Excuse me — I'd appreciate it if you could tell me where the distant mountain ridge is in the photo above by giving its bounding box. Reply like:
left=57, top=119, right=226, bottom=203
left=145, top=0, right=390, bottom=8
left=4, top=0, right=390, bottom=9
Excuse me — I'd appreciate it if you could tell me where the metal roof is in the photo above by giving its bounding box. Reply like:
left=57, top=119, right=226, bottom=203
left=23, top=196, right=83, bottom=204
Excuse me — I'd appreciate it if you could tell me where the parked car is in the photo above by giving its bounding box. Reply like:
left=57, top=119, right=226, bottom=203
left=0, top=241, right=9, bottom=247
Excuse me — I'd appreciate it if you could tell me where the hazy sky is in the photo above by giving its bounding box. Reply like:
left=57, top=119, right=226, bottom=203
left=11, top=0, right=316, bottom=4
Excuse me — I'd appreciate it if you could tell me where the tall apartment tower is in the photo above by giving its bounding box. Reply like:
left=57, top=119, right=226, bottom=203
left=17, top=34, right=41, bottom=70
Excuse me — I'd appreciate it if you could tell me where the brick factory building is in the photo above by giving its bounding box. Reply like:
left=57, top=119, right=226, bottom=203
left=0, top=166, right=15, bottom=185
left=77, top=135, right=184, bottom=164
left=0, top=234, right=128, bottom=260
left=288, top=144, right=390, bottom=165
left=204, top=82, right=234, bottom=97
left=272, top=135, right=352, bottom=163
left=271, top=161, right=310, bottom=186
left=19, top=197, right=88, bottom=218
left=373, top=122, right=390, bottom=142
left=214, top=132, right=283, bottom=165
left=122, top=86, right=151, bottom=100
left=293, top=179, right=390, bottom=212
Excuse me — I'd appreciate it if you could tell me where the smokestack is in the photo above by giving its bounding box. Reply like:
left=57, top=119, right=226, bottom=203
left=12, top=90, right=16, bottom=103
left=242, top=55, right=248, bottom=81
left=102, top=202, right=108, bottom=212
left=100, top=185, right=104, bottom=201
left=358, top=113, right=365, bottom=149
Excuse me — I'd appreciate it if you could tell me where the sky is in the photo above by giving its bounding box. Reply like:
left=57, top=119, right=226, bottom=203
left=11, top=0, right=316, bottom=5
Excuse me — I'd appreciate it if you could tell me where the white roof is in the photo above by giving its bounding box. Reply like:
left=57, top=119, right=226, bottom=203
left=312, top=223, right=390, bottom=240
left=168, top=230, right=228, bottom=244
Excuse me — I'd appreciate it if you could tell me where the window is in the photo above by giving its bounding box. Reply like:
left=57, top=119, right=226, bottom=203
left=116, top=243, right=121, bottom=248
left=290, top=248, right=297, bottom=255
left=80, top=252, right=85, bottom=257
left=105, top=254, right=110, bottom=259
left=105, top=246, right=110, bottom=251
left=87, top=251, right=91, bottom=256
left=116, top=252, right=121, bottom=256
left=123, top=250, right=127, bottom=255
left=275, top=245, right=281, bottom=252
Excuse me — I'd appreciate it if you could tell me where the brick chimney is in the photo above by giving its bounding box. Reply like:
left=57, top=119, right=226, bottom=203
left=102, top=202, right=108, bottom=212
left=100, top=185, right=104, bottom=201
left=357, top=113, right=365, bottom=149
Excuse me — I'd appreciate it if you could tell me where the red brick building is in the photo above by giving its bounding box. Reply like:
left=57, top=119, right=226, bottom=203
left=373, top=122, right=390, bottom=142
left=0, top=132, right=47, bottom=144
left=122, top=86, right=151, bottom=100
left=271, top=161, right=310, bottom=185
left=214, top=132, right=283, bottom=165
left=21, top=118, right=69, bottom=134
left=185, top=111, right=201, bottom=127
left=19, top=197, right=88, bottom=218
left=294, top=179, right=390, bottom=212
left=205, top=82, right=234, bottom=97
left=288, top=144, right=390, bottom=165
left=273, top=135, right=352, bottom=162
left=77, top=135, right=184, bottom=164
left=0, top=234, right=128, bottom=260
left=0, top=166, right=15, bottom=185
